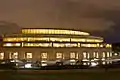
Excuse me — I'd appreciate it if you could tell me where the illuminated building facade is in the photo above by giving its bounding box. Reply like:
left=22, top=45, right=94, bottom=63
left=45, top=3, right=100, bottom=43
left=0, top=28, right=112, bottom=65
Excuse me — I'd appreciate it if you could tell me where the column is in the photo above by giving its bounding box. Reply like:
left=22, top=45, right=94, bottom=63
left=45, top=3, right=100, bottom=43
left=4, top=51, right=9, bottom=59
left=18, top=51, right=25, bottom=60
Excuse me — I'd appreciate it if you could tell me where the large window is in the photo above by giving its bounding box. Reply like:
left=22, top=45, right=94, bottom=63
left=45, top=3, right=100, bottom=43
left=53, top=43, right=78, bottom=47
left=53, top=43, right=65, bottom=47
left=23, top=43, right=52, bottom=47
left=93, top=52, right=99, bottom=58
left=70, top=52, right=76, bottom=59
left=83, top=52, right=87, bottom=59
left=76, top=53, right=79, bottom=59
left=56, top=53, right=62, bottom=59
left=96, top=52, right=99, bottom=58
left=28, top=37, right=49, bottom=41
left=107, top=52, right=110, bottom=57
left=71, top=38, right=86, bottom=42
left=9, top=52, right=18, bottom=59
left=70, top=52, right=79, bottom=59
left=3, top=37, right=50, bottom=42
left=41, top=52, right=47, bottom=59
left=13, top=52, right=18, bottom=59
left=25, top=53, right=32, bottom=59
left=88, top=52, right=90, bottom=59
left=3, top=43, right=21, bottom=47
left=106, top=44, right=112, bottom=48
left=22, top=43, right=108, bottom=48
left=110, top=52, right=112, bottom=57
left=83, top=52, right=90, bottom=59
left=65, top=43, right=78, bottom=47
left=81, top=44, right=99, bottom=47
left=0, top=53, right=4, bottom=60
left=50, top=38, right=70, bottom=42
left=4, top=37, right=103, bottom=43
left=102, top=52, right=106, bottom=58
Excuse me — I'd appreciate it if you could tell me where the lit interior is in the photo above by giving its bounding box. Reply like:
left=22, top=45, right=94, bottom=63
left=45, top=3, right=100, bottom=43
left=9, top=52, right=18, bottom=59
left=83, top=52, right=87, bottom=59
left=3, top=43, right=21, bottom=47
left=0, top=53, right=4, bottom=60
left=56, top=53, right=63, bottom=58
left=25, top=53, right=32, bottom=59
left=41, top=52, right=47, bottom=59
left=107, top=52, right=110, bottom=57
left=70, top=52, right=76, bottom=59
left=2, top=42, right=112, bottom=48
left=102, top=52, right=106, bottom=58
left=22, top=29, right=90, bottom=36
left=3, top=37, right=103, bottom=43
left=13, top=52, right=18, bottom=59
left=93, top=52, right=99, bottom=58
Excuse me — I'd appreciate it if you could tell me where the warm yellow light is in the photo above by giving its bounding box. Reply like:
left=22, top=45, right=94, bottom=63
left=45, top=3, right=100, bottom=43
left=13, top=52, right=18, bottom=59
left=22, top=29, right=90, bottom=36
left=81, top=44, right=99, bottom=47
left=56, top=53, right=63, bottom=58
left=105, top=44, right=112, bottom=48
left=70, top=52, right=76, bottom=58
left=3, top=43, right=21, bottom=47
left=5, top=43, right=12, bottom=46
left=3, top=37, right=103, bottom=43
left=107, top=52, right=110, bottom=57
left=41, top=53, right=47, bottom=59
left=26, top=53, right=32, bottom=59
left=0, top=53, right=4, bottom=60
left=102, top=52, right=106, bottom=58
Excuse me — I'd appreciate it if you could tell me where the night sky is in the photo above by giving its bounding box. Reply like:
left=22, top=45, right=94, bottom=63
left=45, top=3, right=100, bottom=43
left=0, top=0, right=120, bottom=43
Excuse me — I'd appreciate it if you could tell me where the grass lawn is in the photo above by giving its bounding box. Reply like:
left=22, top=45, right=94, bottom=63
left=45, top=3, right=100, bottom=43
left=1, top=69, right=120, bottom=80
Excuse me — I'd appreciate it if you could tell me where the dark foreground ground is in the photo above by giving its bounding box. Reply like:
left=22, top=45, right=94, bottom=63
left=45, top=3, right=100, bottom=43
left=1, top=69, right=120, bottom=80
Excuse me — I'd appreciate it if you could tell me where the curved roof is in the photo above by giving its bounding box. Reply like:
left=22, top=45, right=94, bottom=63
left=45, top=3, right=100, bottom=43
left=21, top=28, right=90, bottom=36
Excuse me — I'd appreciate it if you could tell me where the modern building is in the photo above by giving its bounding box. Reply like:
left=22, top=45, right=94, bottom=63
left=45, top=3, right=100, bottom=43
left=0, top=28, right=112, bottom=65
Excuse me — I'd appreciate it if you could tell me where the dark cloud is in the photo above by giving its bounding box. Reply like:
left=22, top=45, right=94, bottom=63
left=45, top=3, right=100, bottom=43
left=0, top=21, right=21, bottom=35
left=0, top=0, right=119, bottom=42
